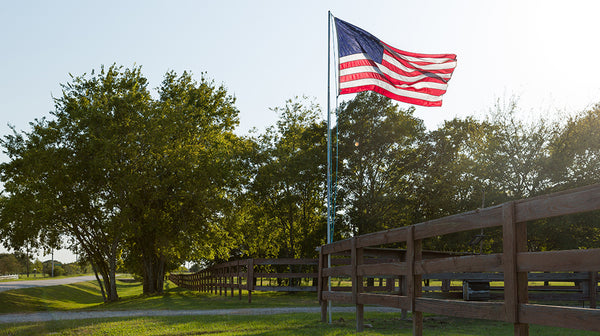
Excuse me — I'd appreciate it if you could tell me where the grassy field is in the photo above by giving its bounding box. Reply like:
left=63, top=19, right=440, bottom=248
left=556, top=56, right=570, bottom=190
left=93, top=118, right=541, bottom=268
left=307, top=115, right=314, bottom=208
left=0, top=277, right=597, bottom=335
left=0, top=278, right=320, bottom=313
left=1, top=312, right=596, bottom=336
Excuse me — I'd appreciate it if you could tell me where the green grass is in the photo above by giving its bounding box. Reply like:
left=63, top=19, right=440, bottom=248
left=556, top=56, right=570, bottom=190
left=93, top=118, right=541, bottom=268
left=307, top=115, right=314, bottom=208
left=0, top=313, right=597, bottom=336
left=0, top=278, right=319, bottom=313
left=0, top=278, right=597, bottom=335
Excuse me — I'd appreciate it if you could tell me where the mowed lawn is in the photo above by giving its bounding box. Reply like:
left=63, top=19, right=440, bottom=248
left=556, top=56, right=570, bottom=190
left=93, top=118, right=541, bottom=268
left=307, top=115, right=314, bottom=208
left=0, top=277, right=596, bottom=335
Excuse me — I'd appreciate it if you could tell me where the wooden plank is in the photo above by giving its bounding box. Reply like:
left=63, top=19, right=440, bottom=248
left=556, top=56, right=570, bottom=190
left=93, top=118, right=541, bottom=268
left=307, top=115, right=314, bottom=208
left=252, top=258, right=318, bottom=265
left=526, top=272, right=589, bottom=281
left=517, top=249, right=600, bottom=272
left=363, top=247, right=405, bottom=258
left=322, top=291, right=353, bottom=303
left=357, top=262, right=407, bottom=276
left=322, top=265, right=352, bottom=277
left=253, top=272, right=318, bottom=278
left=415, top=298, right=505, bottom=321
left=515, top=183, right=600, bottom=223
left=519, top=304, right=600, bottom=332
left=357, top=293, right=410, bottom=309
left=414, top=205, right=504, bottom=240
left=421, top=271, right=587, bottom=282
left=416, top=254, right=503, bottom=275
left=356, top=227, right=409, bottom=248
left=527, top=293, right=585, bottom=301
left=253, top=286, right=316, bottom=292
left=321, top=238, right=354, bottom=254
left=422, top=272, right=504, bottom=281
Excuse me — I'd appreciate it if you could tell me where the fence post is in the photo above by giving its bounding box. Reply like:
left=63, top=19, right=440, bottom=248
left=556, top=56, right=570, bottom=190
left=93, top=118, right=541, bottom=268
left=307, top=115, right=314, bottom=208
left=590, top=271, right=597, bottom=309
left=229, top=264, right=234, bottom=297
left=211, top=269, right=215, bottom=295
left=351, top=238, right=364, bottom=332
left=318, top=248, right=328, bottom=322
left=407, top=225, right=423, bottom=335
left=247, top=258, right=254, bottom=303
left=398, top=250, right=407, bottom=320
left=502, top=201, right=529, bottom=336
left=238, top=260, right=242, bottom=300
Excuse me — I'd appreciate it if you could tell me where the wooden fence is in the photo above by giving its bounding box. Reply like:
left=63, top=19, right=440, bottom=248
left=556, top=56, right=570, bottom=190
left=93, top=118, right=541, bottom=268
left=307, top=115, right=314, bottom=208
left=318, top=183, right=600, bottom=335
left=169, top=258, right=318, bottom=303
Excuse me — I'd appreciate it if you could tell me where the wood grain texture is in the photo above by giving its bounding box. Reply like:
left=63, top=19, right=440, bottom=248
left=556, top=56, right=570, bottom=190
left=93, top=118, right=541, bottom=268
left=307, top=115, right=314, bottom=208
left=415, top=298, right=505, bottom=321
left=416, top=254, right=503, bottom=274
left=519, top=304, right=600, bottom=332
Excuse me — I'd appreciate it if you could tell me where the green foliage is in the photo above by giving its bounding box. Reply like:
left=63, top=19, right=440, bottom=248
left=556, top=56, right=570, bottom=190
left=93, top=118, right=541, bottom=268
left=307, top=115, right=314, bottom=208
left=336, top=92, right=425, bottom=236
left=0, top=64, right=244, bottom=298
left=242, top=97, right=326, bottom=259
left=0, top=253, right=20, bottom=275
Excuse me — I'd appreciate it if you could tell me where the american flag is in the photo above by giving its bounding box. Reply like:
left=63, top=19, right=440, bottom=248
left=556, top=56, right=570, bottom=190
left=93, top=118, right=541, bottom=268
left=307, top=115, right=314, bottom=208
left=335, top=17, right=457, bottom=107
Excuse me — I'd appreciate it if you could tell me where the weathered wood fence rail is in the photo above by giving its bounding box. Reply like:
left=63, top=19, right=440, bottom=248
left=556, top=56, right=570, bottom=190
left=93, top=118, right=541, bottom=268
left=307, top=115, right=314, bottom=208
left=318, top=183, right=600, bottom=335
left=169, top=258, right=319, bottom=303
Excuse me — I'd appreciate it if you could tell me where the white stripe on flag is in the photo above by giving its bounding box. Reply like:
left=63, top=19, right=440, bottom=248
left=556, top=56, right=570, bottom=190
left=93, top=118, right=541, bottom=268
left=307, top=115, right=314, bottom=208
left=340, top=78, right=444, bottom=103
left=339, top=64, right=450, bottom=91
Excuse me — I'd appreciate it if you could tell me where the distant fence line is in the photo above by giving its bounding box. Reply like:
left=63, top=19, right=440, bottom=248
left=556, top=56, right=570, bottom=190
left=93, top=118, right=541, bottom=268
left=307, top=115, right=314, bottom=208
left=0, top=274, right=19, bottom=280
left=318, top=183, right=600, bottom=335
left=169, top=258, right=319, bottom=303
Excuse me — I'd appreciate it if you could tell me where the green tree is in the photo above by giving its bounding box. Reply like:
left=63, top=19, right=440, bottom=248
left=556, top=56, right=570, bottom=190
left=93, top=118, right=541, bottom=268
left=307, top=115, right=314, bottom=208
left=482, top=97, right=557, bottom=199
left=119, top=70, right=242, bottom=294
left=534, top=103, right=600, bottom=251
left=547, top=103, right=600, bottom=188
left=0, top=65, right=243, bottom=297
left=244, top=97, right=326, bottom=259
left=336, top=92, right=425, bottom=237
left=416, top=117, right=487, bottom=222
left=0, top=253, right=20, bottom=275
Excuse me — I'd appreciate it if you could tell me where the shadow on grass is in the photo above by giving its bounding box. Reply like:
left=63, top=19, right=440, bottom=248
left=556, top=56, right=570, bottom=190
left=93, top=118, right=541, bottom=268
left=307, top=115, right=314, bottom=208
left=2, top=313, right=598, bottom=336
left=0, top=282, right=104, bottom=313
left=0, top=278, right=145, bottom=313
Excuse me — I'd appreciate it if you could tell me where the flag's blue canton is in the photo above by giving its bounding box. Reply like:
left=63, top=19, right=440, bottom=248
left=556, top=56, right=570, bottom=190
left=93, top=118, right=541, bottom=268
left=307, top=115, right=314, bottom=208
left=335, top=18, right=384, bottom=63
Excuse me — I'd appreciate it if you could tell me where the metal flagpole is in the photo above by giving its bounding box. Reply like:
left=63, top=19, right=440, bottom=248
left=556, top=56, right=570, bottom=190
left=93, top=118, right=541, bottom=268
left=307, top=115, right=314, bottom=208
left=326, top=10, right=333, bottom=324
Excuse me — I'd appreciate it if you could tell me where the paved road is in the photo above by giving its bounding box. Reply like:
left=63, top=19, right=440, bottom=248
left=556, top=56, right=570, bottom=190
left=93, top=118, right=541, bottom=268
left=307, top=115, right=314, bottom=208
left=0, top=275, right=97, bottom=293
left=0, top=306, right=402, bottom=324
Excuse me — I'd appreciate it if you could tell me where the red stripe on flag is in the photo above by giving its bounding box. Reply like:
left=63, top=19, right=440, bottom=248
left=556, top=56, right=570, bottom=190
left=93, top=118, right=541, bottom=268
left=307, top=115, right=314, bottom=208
left=340, top=72, right=448, bottom=96
left=340, top=85, right=443, bottom=107
left=383, top=42, right=456, bottom=62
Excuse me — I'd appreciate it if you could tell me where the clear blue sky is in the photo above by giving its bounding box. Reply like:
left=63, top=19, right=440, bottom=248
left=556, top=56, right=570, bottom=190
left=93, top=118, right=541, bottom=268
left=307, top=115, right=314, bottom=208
left=2, top=0, right=600, bottom=262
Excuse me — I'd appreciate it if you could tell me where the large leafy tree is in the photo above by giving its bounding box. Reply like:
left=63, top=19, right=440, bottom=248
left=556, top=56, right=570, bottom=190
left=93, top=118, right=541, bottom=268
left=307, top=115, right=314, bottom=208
left=548, top=103, right=600, bottom=188
left=0, top=66, right=148, bottom=301
left=243, top=97, right=326, bottom=259
left=121, top=70, right=242, bottom=293
left=335, top=92, right=425, bottom=237
left=482, top=98, right=557, bottom=199
left=0, top=65, right=242, bottom=297
left=535, top=103, right=600, bottom=251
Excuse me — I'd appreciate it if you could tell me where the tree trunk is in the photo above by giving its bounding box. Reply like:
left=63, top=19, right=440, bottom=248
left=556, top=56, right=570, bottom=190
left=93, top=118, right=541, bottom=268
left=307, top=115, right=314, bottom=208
left=107, top=239, right=119, bottom=301
left=92, top=263, right=107, bottom=302
left=141, top=246, right=166, bottom=295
